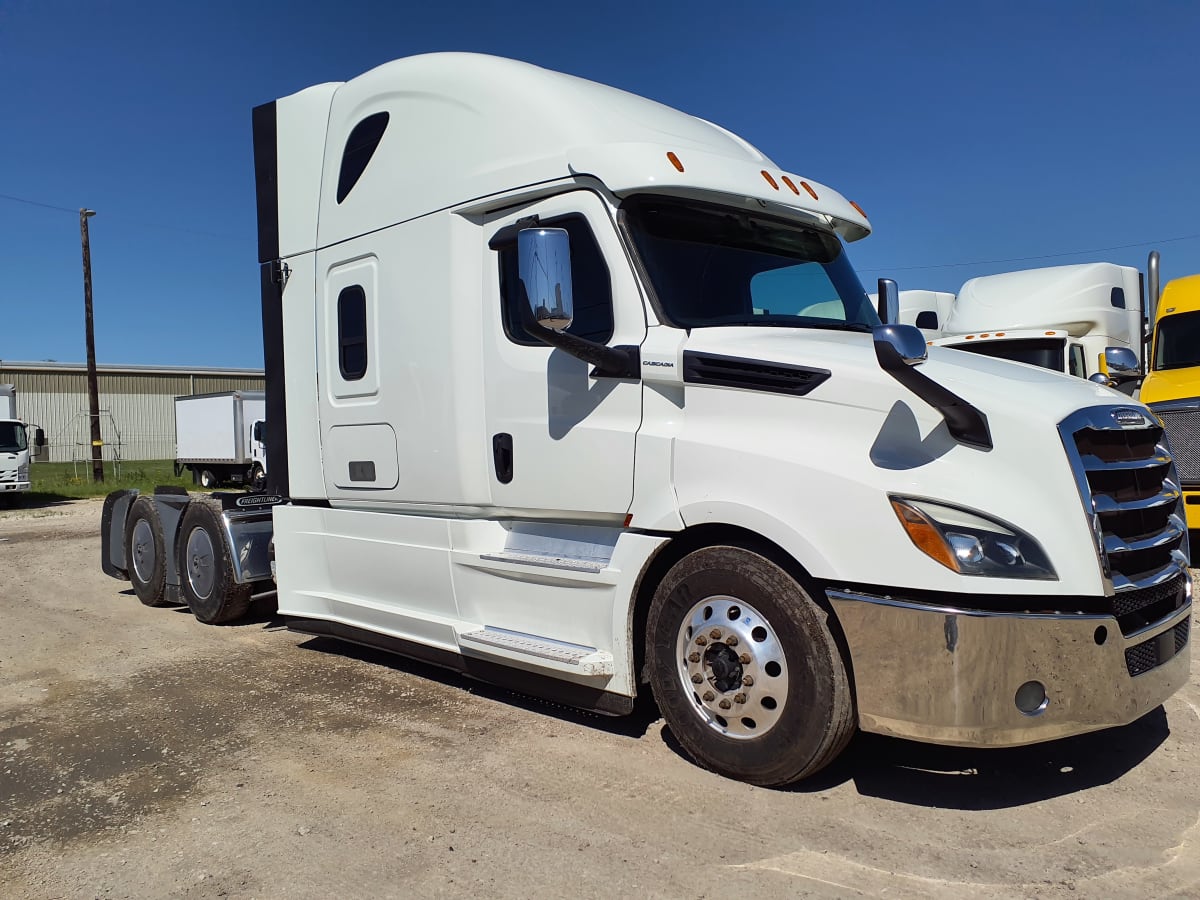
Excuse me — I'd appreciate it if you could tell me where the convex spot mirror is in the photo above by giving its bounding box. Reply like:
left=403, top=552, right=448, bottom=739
left=873, top=323, right=928, bottom=366
left=1103, top=347, right=1139, bottom=380
left=518, top=227, right=574, bottom=332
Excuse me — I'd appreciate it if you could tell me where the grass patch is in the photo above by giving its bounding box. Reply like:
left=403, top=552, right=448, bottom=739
left=27, top=459, right=197, bottom=501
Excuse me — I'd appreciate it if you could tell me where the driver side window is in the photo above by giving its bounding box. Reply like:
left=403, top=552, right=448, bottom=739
left=494, top=214, right=614, bottom=346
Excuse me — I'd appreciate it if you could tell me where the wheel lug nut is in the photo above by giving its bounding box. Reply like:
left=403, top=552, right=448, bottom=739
left=691, top=673, right=703, bottom=684
left=725, top=635, right=738, bottom=646
left=718, top=699, right=732, bottom=710
left=709, top=629, right=723, bottom=640
left=734, top=693, right=747, bottom=704
left=742, top=675, right=754, bottom=686
left=696, top=636, right=708, bottom=646
left=739, top=653, right=751, bottom=665
left=702, top=691, right=715, bottom=702
left=688, top=651, right=701, bottom=663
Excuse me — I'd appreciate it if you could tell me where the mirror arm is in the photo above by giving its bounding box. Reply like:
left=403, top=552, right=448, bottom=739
left=874, top=338, right=993, bottom=450
left=517, top=298, right=640, bottom=378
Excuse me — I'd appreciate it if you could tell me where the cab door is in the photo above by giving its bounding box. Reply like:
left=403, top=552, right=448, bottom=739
left=481, top=190, right=645, bottom=518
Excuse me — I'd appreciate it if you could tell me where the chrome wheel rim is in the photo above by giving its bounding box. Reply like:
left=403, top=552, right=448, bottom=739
left=131, top=518, right=156, bottom=583
left=675, top=595, right=788, bottom=740
left=185, top=526, right=216, bottom=600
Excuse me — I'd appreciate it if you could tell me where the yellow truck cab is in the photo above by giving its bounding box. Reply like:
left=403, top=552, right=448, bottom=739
left=1141, top=273, right=1200, bottom=548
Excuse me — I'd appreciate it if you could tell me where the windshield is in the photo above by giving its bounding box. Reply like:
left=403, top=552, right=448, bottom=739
left=0, top=421, right=28, bottom=453
left=622, top=196, right=878, bottom=331
left=947, top=337, right=1066, bottom=372
left=1154, top=311, right=1200, bottom=370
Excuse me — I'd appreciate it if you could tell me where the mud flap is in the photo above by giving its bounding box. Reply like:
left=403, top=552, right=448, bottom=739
left=100, top=489, right=139, bottom=580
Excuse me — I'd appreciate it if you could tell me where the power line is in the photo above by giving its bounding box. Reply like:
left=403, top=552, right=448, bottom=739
left=1, top=191, right=241, bottom=243
left=0, top=192, right=78, bottom=214
left=859, top=232, right=1200, bottom=274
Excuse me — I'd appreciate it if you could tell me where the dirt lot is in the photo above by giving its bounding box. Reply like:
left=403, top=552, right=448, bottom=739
left=0, top=499, right=1197, bottom=899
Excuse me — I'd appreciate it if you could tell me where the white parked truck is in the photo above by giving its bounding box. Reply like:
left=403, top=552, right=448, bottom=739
left=101, top=53, right=1191, bottom=786
left=901, top=262, right=1146, bottom=385
left=174, top=391, right=267, bottom=489
left=0, top=384, right=44, bottom=506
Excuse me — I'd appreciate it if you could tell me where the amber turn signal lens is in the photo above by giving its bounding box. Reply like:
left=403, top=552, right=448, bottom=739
left=891, top=499, right=957, bottom=571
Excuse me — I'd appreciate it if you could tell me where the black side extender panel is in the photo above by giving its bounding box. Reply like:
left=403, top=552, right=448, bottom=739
left=683, top=351, right=830, bottom=396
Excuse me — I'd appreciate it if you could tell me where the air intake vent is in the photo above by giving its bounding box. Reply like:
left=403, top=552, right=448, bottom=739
left=683, top=352, right=830, bottom=396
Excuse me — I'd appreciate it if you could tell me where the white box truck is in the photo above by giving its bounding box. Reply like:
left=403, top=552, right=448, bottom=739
left=174, top=391, right=267, bottom=490
left=0, top=384, right=44, bottom=506
left=101, top=53, right=1191, bottom=786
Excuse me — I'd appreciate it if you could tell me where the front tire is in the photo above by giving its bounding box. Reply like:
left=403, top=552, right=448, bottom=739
left=646, top=545, right=856, bottom=786
left=249, top=464, right=265, bottom=492
left=125, top=496, right=169, bottom=606
left=176, top=499, right=251, bottom=624
left=198, top=468, right=220, bottom=490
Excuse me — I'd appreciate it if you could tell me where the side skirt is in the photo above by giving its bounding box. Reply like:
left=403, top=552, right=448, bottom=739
left=284, top=617, right=635, bottom=717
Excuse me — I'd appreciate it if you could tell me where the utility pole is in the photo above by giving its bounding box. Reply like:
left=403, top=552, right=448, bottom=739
left=80, top=208, right=103, bottom=483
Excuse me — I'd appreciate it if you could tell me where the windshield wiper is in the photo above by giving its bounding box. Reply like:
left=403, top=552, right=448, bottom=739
left=801, top=321, right=874, bottom=333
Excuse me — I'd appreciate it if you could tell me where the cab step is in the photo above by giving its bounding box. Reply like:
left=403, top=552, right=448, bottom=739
left=458, top=627, right=614, bottom=676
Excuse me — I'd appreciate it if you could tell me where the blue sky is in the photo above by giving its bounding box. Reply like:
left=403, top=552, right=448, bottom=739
left=2, top=1, right=1198, bottom=369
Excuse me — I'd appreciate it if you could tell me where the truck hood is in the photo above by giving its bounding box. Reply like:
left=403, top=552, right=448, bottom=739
left=1141, top=368, right=1200, bottom=406
left=681, top=326, right=1129, bottom=428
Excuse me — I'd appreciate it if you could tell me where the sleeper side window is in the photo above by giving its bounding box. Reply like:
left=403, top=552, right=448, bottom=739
left=495, top=215, right=614, bottom=346
left=337, top=112, right=389, bottom=204
left=338, top=285, right=368, bottom=380
left=1069, top=343, right=1086, bottom=378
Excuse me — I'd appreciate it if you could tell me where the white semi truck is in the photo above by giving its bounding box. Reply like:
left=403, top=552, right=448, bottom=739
left=900, top=262, right=1147, bottom=385
left=100, top=53, right=1191, bottom=786
left=173, top=391, right=267, bottom=489
left=0, top=384, right=44, bottom=506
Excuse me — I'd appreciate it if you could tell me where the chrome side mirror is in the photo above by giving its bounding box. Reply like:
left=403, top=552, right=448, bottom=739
left=1103, top=346, right=1139, bottom=381
left=518, top=227, right=574, bottom=332
left=1088, top=372, right=1114, bottom=387
left=873, top=323, right=928, bottom=366
left=877, top=278, right=899, bottom=325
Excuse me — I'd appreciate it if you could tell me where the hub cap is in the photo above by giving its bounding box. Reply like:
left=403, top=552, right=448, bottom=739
left=675, top=595, right=788, bottom=740
left=131, top=518, right=156, bottom=583
left=185, top=526, right=216, bottom=601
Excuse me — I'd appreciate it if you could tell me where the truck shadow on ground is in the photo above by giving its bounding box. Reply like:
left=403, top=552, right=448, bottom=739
left=774, top=707, right=1171, bottom=809
left=286, top=633, right=1172, bottom=807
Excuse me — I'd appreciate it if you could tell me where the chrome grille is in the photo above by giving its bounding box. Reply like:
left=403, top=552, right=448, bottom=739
left=1148, top=401, right=1200, bottom=484
left=1058, top=406, right=1189, bottom=597
left=0, top=468, right=17, bottom=484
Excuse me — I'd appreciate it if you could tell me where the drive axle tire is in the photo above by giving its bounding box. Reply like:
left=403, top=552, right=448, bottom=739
left=177, top=498, right=251, bottom=625
left=646, top=545, right=856, bottom=787
left=125, top=496, right=169, bottom=606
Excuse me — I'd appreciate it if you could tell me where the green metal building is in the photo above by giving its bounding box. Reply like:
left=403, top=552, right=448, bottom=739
left=0, top=361, right=265, bottom=464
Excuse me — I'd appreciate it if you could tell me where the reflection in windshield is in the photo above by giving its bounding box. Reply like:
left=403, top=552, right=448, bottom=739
left=0, top=422, right=27, bottom=453
left=622, top=196, right=878, bottom=331
left=1155, top=311, right=1200, bottom=371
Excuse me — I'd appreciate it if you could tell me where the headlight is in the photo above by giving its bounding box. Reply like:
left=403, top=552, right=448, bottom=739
left=890, top=496, right=1056, bottom=580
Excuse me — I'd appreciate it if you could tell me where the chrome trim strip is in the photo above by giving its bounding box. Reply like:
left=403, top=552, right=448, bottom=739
left=1079, top=452, right=1172, bottom=472
left=1102, top=520, right=1185, bottom=554
left=824, top=588, right=1109, bottom=622
left=1092, top=486, right=1180, bottom=514
left=1110, top=557, right=1190, bottom=592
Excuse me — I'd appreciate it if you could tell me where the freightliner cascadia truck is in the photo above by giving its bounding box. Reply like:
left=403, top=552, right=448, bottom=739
left=100, top=53, right=1192, bottom=786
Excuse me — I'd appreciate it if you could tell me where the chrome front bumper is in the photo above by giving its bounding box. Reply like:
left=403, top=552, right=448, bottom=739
left=828, top=587, right=1192, bottom=747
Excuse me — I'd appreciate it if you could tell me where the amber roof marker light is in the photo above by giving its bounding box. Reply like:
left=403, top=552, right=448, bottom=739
left=849, top=200, right=868, bottom=218
left=781, top=176, right=801, bottom=195
left=799, top=181, right=819, bottom=200
left=761, top=170, right=779, bottom=190
left=666, top=151, right=685, bottom=172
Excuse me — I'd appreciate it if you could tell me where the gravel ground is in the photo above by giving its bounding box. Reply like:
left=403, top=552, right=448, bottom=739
left=1, top=498, right=1197, bottom=899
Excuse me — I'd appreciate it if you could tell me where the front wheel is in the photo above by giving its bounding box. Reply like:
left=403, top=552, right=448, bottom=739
left=646, top=545, right=856, bottom=786
left=249, top=464, right=265, bottom=492
left=176, top=499, right=251, bottom=624
left=198, top=468, right=220, bottom=490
